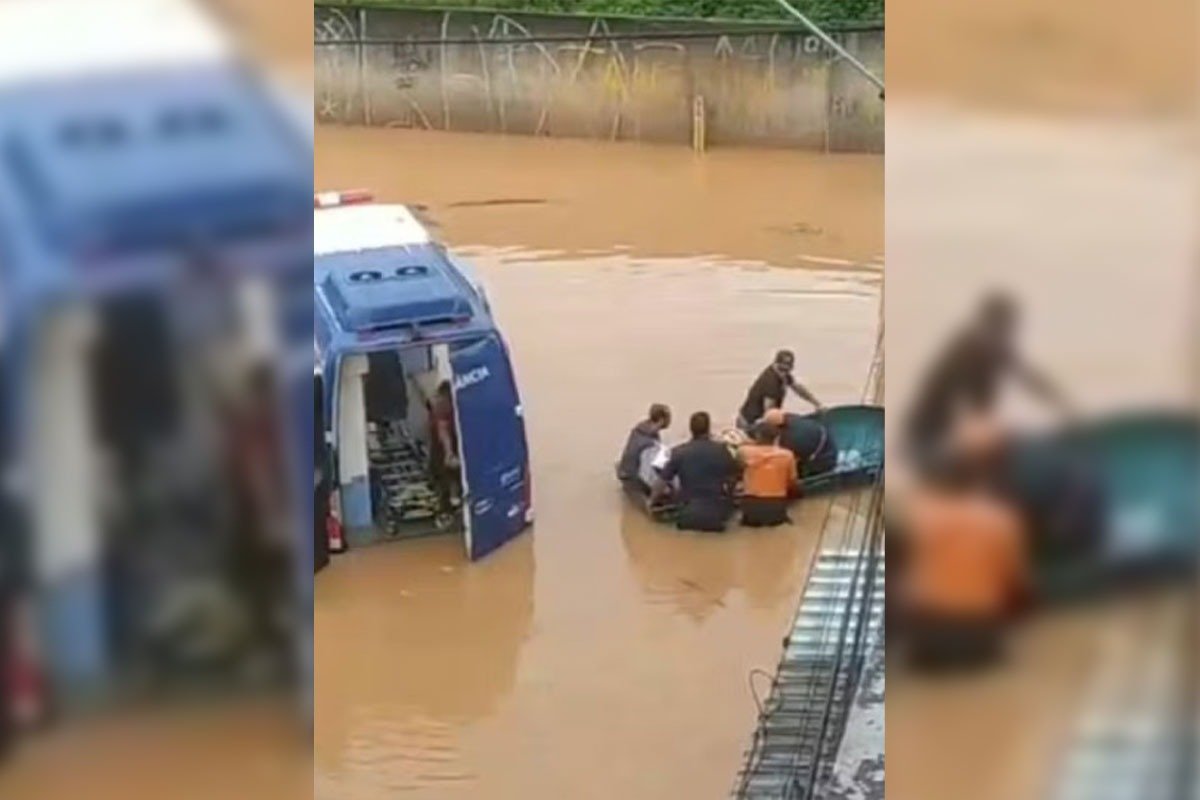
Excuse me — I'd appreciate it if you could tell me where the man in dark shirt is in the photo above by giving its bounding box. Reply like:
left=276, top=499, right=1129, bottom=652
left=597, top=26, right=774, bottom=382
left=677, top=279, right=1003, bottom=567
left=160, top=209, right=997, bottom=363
left=653, top=411, right=740, bottom=532
left=737, top=350, right=824, bottom=431
left=905, top=292, right=1069, bottom=466
left=617, top=403, right=671, bottom=493
left=764, top=408, right=838, bottom=478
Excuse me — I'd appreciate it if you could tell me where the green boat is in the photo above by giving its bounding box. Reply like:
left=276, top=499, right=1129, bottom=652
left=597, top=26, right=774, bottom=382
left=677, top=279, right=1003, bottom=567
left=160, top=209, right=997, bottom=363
left=1009, top=410, right=1198, bottom=600
left=622, top=404, right=884, bottom=523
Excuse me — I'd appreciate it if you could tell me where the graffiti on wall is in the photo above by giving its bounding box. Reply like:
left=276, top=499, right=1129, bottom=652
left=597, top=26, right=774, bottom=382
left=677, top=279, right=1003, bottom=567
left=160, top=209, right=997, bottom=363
left=314, top=7, right=883, bottom=151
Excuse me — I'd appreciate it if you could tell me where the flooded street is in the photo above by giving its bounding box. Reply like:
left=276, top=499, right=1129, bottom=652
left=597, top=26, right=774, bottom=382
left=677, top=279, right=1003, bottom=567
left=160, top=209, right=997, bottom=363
left=314, top=126, right=882, bottom=798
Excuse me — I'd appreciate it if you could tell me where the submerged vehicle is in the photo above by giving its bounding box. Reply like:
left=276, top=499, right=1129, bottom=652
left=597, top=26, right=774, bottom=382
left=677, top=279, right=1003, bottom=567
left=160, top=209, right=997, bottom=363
left=315, top=191, right=532, bottom=561
left=622, top=404, right=884, bottom=522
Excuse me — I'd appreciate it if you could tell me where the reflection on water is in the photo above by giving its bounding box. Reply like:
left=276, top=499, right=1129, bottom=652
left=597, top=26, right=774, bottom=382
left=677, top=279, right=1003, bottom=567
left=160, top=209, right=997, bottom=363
left=618, top=496, right=832, bottom=623
left=315, top=126, right=881, bottom=799
left=315, top=537, right=534, bottom=796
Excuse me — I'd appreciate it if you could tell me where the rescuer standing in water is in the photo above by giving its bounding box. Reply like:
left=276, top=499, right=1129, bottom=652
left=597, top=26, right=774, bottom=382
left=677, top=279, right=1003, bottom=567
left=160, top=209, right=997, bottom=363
left=653, top=412, right=739, bottom=532
left=737, top=421, right=799, bottom=528
left=737, top=350, right=825, bottom=432
left=905, top=291, right=1071, bottom=469
left=617, top=403, right=672, bottom=494
left=897, top=414, right=1030, bottom=671
left=762, top=407, right=837, bottom=478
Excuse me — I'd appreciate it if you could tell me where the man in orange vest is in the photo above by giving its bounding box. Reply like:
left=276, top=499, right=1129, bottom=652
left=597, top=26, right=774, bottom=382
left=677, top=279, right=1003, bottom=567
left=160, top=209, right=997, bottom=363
left=897, top=414, right=1030, bottom=671
left=738, top=421, right=800, bottom=527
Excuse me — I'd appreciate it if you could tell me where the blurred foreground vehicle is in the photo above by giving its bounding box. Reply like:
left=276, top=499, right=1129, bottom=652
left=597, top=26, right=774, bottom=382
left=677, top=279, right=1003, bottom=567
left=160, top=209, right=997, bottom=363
left=0, top=0, right=313, bottom=755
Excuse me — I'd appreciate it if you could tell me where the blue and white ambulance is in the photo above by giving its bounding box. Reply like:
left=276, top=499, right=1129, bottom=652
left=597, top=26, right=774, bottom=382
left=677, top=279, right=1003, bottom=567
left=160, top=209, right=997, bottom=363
left=314, top=191, right=532, bottom=561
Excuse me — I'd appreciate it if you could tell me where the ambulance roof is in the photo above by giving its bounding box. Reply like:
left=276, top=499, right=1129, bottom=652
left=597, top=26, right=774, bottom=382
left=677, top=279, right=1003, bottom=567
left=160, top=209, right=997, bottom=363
left=314, top=203, right=431, bottom=256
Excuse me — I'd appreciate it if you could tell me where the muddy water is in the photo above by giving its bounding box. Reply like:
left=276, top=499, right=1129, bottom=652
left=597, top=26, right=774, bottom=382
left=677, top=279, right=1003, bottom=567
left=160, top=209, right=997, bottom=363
left=0, top=700, right=308, bottom=800
left=889, top=0, right=1195, bottom=115
left=316, top=126, right=884, bottom=266
left=314, top=126, right=882, bottom=799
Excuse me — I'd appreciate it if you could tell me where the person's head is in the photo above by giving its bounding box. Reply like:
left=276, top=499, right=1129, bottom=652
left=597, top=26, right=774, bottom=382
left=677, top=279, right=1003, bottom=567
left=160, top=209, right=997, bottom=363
left=689, top=411, right=712, bottom=440
left=647, top=403, right=672, bottom=431
left=762, top=408, right=786, bottom=428
left=772, top=349, right=796, bottom=378
left=977, top=290, right=1018, bottom=343
left=751, top=421, right=780, bottom=445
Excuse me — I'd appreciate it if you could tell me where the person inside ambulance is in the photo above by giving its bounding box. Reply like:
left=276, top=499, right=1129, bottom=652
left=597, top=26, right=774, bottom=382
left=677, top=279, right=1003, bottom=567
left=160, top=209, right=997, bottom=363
left=737, top=420, right=799, bottom=528
left=896, top=412, right=1030, bottom=672
left=652, top=412, right=740, bottom=533
left=428, top=380, right=461, bottom=518
left=617, top=403, right=672, bottom=495
left=762, top=408, right=837, bottom=478
left=736, top=349, right=825, bottom=432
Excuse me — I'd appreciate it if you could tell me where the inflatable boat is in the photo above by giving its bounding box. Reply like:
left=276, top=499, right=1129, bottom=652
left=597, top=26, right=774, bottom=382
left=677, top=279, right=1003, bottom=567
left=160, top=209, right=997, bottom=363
left=619, top=404, right=884, bottom=523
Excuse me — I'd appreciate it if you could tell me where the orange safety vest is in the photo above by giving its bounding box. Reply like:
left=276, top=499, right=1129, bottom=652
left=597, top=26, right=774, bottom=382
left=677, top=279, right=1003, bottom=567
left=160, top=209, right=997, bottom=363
left=738, top=443, right=797, bottom=499
left=903, top=490, right=1027, bottom=619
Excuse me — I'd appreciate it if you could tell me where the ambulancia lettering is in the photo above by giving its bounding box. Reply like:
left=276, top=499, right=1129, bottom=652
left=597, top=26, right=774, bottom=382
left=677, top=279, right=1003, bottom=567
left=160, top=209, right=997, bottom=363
left=454, top=365, right=490, bottom=391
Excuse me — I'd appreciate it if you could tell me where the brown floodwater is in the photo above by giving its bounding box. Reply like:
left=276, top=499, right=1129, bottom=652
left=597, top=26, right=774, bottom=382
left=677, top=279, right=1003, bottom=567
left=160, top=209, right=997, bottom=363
left=889, top=0, right=1195, bottom=116
left=314, top=126, right=882, bottom=799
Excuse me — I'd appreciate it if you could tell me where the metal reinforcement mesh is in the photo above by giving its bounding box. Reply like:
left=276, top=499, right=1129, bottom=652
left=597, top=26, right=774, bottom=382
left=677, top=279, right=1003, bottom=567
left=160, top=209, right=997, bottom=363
left=732, top=478, right=884, bottom=799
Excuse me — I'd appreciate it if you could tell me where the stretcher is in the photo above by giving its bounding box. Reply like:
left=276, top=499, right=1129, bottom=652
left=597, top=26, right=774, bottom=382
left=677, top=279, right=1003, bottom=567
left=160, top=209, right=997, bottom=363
left=368, top=421, right=443, bottom=534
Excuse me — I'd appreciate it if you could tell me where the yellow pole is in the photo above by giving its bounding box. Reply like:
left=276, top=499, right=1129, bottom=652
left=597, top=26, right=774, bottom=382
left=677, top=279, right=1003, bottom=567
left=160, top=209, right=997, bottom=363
left=691, top=94, right=706, bottom=153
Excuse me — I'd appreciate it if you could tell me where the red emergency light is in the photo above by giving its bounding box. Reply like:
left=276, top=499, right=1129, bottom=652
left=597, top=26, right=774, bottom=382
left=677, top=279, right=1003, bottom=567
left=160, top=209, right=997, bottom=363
left=314, top=189, right=373, bottom=209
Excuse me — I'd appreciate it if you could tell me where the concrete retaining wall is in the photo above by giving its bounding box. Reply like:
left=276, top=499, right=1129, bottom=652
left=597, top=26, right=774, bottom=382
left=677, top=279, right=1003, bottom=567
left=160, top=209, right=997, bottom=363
left=315, top=4, right=883, bottom=152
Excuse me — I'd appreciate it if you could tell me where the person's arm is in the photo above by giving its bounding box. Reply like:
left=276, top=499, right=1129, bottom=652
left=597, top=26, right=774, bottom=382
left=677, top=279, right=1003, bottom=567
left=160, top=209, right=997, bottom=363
left=787, top=453, right=801, bottom=497
left=438, top=426, right=458, bottom=467
left=650, top=452, right=679, bottom=504
left=1012, top=359, right=1072, bottom=416
left=434, top=405, right=458, bottom=466
left=787, top=375, right=825, bottom=411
